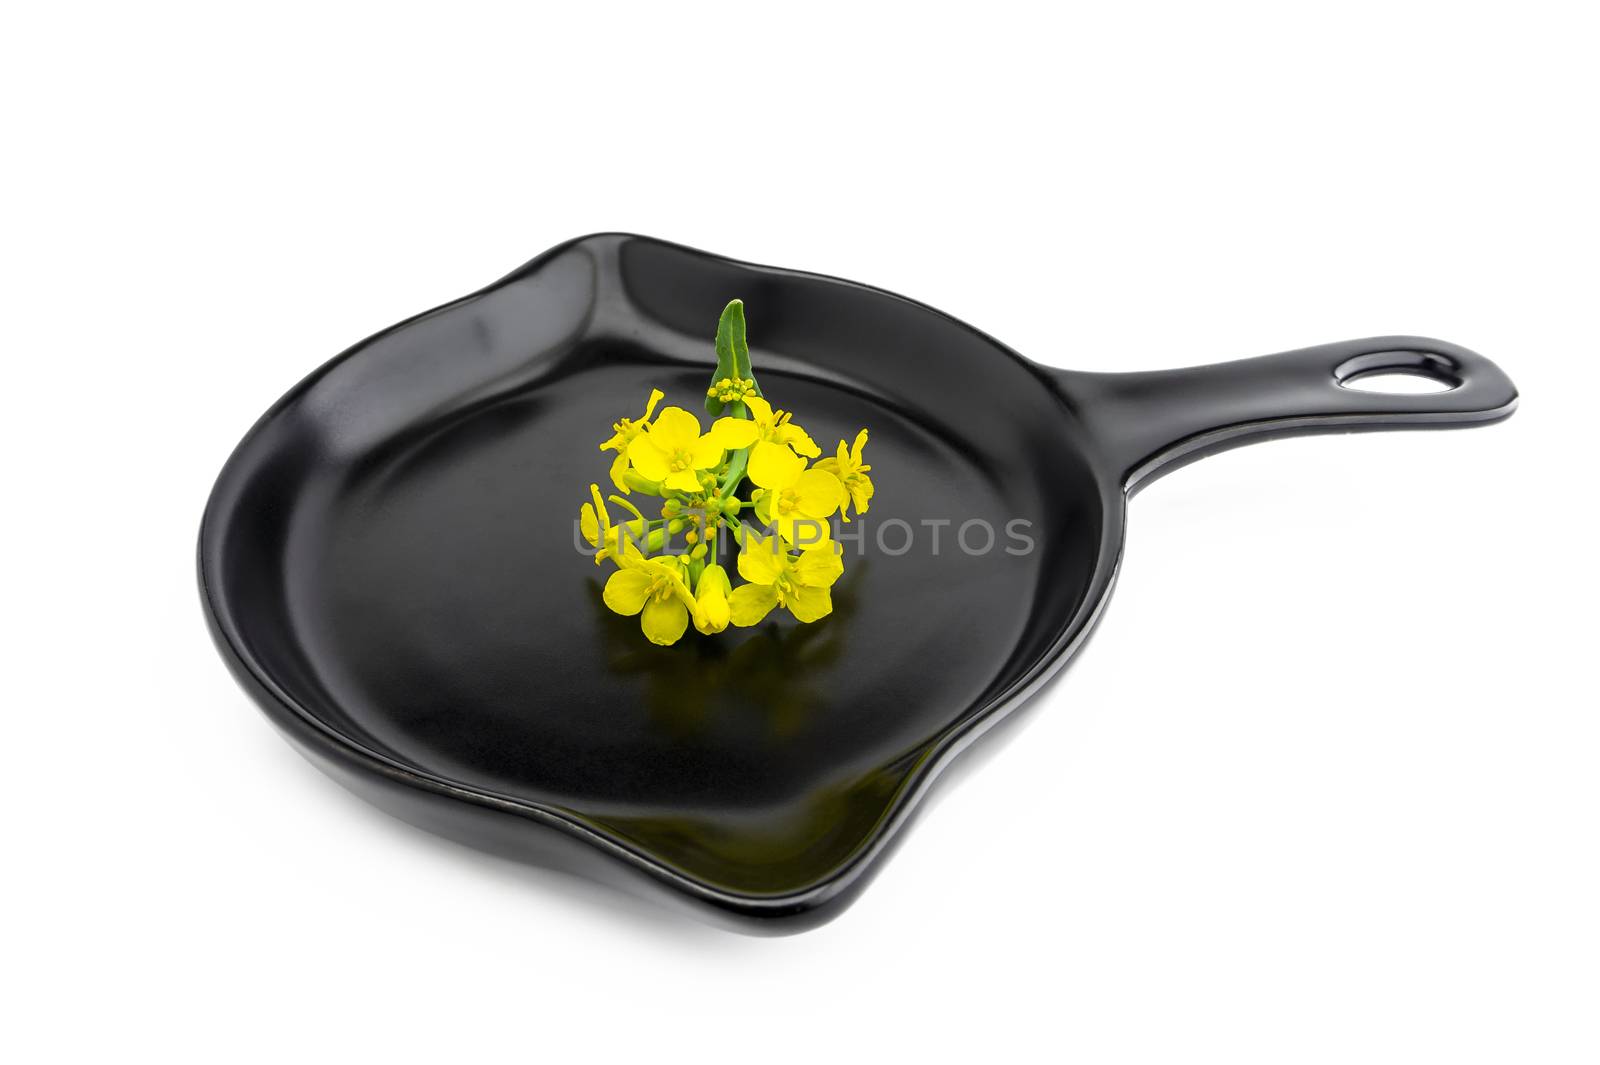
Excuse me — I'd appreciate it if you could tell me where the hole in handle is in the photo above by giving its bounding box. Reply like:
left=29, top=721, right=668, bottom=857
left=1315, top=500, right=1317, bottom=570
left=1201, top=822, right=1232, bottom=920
left=1335, top=350, right=1461, bottom=395
left=1340, top=371, right=1456, bottom=395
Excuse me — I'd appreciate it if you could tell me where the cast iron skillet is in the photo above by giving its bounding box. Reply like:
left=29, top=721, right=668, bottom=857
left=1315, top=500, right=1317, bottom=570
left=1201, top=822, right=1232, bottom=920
left=199, top=234, right=1517, bottom=933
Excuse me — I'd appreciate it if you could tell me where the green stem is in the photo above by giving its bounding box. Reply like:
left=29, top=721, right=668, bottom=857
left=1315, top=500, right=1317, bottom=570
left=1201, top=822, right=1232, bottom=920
left=719, top=449, right=749, bottom=500
left=717, top=401, right=752, bottom=499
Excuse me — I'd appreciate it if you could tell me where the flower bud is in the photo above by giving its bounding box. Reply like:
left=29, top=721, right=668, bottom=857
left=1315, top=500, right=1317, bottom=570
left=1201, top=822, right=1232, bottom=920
left=692, top=564, right=732, bottom=635
left=624, top=469, right=662, bottom=495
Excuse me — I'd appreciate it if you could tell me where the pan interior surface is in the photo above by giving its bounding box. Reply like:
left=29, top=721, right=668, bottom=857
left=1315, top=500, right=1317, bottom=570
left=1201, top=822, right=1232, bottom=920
left=207, top=236, right=1109, bottom=898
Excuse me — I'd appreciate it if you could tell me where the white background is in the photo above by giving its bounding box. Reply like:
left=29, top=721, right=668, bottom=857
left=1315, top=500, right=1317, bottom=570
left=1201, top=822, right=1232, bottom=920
left=4, top=2, right=1596, bottom=1062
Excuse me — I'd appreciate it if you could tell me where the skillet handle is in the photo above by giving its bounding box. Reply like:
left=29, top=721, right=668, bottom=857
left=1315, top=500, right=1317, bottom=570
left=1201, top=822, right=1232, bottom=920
left=1055, top=336, right=1518, bottom=492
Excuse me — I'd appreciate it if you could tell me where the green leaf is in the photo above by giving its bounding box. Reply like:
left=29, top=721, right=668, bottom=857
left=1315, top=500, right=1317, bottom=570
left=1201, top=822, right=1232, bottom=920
left=706, top=299, right=758, bottom=415
left=716, top=298, right=748, bottom=376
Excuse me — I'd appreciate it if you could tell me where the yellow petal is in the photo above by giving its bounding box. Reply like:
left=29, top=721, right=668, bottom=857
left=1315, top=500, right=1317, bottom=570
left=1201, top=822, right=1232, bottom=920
left=748, top=440, right=803, bottom=490
left=779, top=514, right=831, bottom=550
left=736, top=531, right=785, bottom=585
left=729, top=583, right=779, bottom=627
left=579, top=503, right=599, bottom=547
left=627, top=434, right=669, bottom=481
left=650, top=406, right=701, bottom=450
left=603, top=568, right=653, bottom=616
left=664, top=564, right=706, bottom=625
left=641, top=595, right=689, bottom=645
left=690, top=434, right=724, bottom=469
left=793, top=468, right=845, bottom=518
left=753, top=490, right=777, bottom=530
left=709, top=417, right=760, bottom=450
left=663, top=469, right=703, bottom=493
left=742, top=394, right=774, bottom=425
left=587, top=485, right=614, bottom=555
left=848, top=475, right=874, bottom=514
left=849, top=428, right=869, bottom=465
left=794, top=543, right=844, bottom=588
left=607, top=451, right=631, bottom=495
left=786, top=584, right=833, bottom=624
left=777, top=422, right=822, bottom=458
left=642, top=388, right=665, bottom=420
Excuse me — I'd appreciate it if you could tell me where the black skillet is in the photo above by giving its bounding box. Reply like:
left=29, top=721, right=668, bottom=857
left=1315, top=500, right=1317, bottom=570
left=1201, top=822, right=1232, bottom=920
left=199, top=234, right=1518, bottom=932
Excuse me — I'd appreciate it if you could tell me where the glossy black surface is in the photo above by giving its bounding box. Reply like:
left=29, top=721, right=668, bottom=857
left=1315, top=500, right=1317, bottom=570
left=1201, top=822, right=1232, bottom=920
left=199, top=234, right=1517, bottom=931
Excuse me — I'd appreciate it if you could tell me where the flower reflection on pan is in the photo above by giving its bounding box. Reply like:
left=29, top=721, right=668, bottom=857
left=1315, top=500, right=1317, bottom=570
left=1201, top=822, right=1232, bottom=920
left=588, top=562, right=865, bottom=741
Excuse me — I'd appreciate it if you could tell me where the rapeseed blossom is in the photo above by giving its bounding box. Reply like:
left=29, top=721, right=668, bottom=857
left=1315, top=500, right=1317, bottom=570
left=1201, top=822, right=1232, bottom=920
left=578, top=300, right=875, bottom=645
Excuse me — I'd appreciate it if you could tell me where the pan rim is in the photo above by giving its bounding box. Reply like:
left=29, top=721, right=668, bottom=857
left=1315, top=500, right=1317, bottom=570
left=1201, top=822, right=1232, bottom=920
left=197, top=232, right=1127, bottom=922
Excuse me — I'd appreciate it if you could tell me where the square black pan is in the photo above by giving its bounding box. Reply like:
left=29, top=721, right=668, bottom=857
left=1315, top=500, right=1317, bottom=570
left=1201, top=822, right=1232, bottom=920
left=199, top=234, right=1517, bottom=932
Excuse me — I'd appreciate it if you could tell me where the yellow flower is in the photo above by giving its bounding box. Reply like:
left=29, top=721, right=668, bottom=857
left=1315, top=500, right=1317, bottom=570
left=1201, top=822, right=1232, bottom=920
left=747, top=441, right=843, bottom=546
left=707, top=394, right=821, bottom=458
left=600, top=388, right=665, bottom=453
left=728, top=530, right=844, bottom=626
left=603, top=551, right=703, bottom=646
left=580, top=484, right=614, bottom=565
left=580, top=485, right=650, bottom=565
left=813, top=429, right=874, bottom=521
left=600, top=389, right=665, bottom=493
left=693, top=564, right=732, bottom=635
left=626, top=406, right=725, bottom=493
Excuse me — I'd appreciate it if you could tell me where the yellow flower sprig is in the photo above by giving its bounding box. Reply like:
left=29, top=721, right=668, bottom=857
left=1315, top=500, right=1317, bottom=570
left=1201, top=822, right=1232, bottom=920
left=579, top=300, right=875, bottom=646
